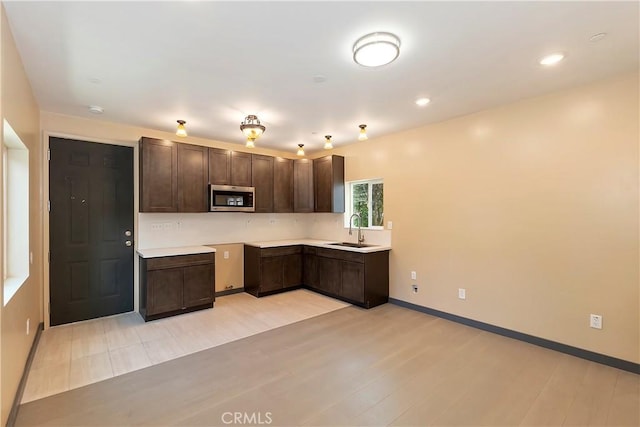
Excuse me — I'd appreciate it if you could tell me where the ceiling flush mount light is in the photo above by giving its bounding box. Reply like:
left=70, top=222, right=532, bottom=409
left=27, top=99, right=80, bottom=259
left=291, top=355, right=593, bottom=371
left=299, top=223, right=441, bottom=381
left=176, top=120, right=187, bottom=137
left=324, top=135, right=333, bottom=150
left=353, top=32, right=401, bottom=67
left=240, top=114, right=266, bottom=147
left=415, top=98, right=430, bottom=107
left=539, top=52, right=565, bottom=66
left=297, top=144, right=305, bottom=156
left=358, top=124, right=368, bottom=141
left=88, top=105, right=104, bottom=114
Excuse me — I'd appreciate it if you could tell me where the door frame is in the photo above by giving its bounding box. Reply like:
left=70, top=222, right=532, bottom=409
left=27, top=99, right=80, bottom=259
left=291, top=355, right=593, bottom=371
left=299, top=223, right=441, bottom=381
left=43, top=131, right=139, bottom=329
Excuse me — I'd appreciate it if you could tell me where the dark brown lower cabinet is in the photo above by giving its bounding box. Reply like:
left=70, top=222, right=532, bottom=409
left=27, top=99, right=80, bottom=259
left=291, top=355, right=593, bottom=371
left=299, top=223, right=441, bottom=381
left=341, top=261, right=365, bottom=303
left=302, top=246, right=318, bottom=289
left=244, top=245, right=303, bottom=297
left=140, top=253, right=215, bottom=321
left=244, top=244, right=389, bottom=308
left=317, top=256, right=341, bottom=296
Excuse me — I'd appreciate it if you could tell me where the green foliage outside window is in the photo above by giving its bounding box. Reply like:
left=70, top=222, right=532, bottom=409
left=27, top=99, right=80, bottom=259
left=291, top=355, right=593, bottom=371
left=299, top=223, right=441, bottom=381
left=372, top=183, right=383, bottom=226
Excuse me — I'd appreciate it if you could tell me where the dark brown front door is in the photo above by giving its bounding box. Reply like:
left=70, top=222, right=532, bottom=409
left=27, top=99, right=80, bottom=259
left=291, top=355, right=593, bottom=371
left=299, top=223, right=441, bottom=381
left=49, top=137, right=134, bottom=326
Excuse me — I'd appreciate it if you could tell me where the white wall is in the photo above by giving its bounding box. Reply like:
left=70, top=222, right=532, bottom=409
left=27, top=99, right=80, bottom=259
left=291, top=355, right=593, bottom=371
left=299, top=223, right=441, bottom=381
left=138, top=211, right=392, bottom=249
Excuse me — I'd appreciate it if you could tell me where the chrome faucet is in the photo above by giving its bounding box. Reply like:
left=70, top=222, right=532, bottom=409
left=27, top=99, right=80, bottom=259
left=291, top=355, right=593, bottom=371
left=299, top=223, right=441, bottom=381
left=349, top=213, right=365, bottom=245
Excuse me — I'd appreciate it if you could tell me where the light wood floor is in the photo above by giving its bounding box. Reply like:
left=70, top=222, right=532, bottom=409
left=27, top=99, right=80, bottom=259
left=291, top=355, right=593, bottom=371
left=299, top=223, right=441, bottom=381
left=17, top=302, right=638, bottom=426
left=22, top=289, right=349, bottom=403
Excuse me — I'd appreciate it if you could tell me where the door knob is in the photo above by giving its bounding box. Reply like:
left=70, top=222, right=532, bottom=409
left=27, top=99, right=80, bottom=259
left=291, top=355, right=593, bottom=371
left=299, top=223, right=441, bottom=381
left=124, top=230, right=132, bottom=237
left=125, top=240, right=132, bottom=247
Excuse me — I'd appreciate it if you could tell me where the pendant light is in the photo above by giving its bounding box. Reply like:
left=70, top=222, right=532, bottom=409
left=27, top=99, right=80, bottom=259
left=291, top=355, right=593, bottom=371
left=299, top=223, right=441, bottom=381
left=296, top=144, right=305, bottom=156
left=358, top=124, right=368, bottom=141
left=240, top=115, right=266, bottom=144
left=324, top=135, right=333, bottom=150
left=245, top=138, right=255, bottom=149
left=176, top=120, right=187, bottom=137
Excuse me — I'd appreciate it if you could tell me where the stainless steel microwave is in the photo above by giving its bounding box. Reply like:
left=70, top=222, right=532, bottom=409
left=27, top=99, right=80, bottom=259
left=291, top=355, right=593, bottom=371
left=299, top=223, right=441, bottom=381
left=209, top=185, right=255, bottom=212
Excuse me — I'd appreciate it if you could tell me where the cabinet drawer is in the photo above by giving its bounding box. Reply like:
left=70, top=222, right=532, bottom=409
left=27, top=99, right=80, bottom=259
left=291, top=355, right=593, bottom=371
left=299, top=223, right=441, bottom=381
left=146, top=253, right=214, bottom=270
left=260, top=246, right=302, bottom=257
left=315, top=247, right=364, bottom=263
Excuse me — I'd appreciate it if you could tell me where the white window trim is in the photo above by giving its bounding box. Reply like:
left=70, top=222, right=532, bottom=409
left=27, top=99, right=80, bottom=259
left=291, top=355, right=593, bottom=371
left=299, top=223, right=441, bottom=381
left=344, top=178, right=384, bottom=230
left=3, top=120, right=30, bottom=306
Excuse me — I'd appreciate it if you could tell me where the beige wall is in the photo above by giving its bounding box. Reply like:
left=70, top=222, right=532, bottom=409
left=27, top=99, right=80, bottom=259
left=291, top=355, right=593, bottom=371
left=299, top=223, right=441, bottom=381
left=332, top=73, right=639, bottom=364
left=0, top=4, right=42, bottom=425
left=208, top=244, right=244, bottom=293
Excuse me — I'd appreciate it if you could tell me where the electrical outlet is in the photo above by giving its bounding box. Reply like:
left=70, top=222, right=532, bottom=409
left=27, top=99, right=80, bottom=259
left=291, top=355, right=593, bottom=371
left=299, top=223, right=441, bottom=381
left=387, top=221, right=393, bottom=230
left=458, top=288, right=466, bottom=300
left=151, top=223, right=162, bottom=231
left=590, top=314, right=603, bottom=329
left=412, top=284, right=418, bottom=293
left=163, top=222, right=173, bottom=230
left=223, top=251, right=230, bottom=259
left=411, top=271, right=417, bottom=280
left=26, top=318, right=30, bottom=335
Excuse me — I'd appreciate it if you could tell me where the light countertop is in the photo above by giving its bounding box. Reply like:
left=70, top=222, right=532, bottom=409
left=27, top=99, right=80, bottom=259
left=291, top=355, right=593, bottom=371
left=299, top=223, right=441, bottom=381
left=244, top=239, right=391, bottom=253
left=137, top=245, right=216, bottom=259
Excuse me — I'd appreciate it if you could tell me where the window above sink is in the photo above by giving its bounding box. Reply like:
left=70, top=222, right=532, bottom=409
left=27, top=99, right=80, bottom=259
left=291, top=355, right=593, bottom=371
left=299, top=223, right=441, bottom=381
left=344, top=178, right=384, bottom=230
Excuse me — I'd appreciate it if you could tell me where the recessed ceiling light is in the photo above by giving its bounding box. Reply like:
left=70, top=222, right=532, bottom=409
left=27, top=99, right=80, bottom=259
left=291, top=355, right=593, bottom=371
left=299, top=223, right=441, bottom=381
left=539, top=53, right=565, bottom=66
left=353, top=32, right=401, bottom=67
left=589, top=32, right=607, bottom=43
left=415, top=98, right=431, bottom=107
left=88, top=105, right=104, bottom=114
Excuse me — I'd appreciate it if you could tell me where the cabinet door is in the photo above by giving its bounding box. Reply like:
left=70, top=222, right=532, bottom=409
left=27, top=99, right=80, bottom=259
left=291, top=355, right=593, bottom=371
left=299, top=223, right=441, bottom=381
left=313, top=155, right=345, bottom=213
left=183, top=263, right=214, bottom=308
left=341, top=261, right=365, bottom=303
left=209, top=148, right=231, bottom=185
left=178, top=144, right=208, bottom=212
left=274, top=157, right=293, bottom=213
left=303, top=253, right=318, bottom=290
left=252, top=154, right=274, bottom=213
left=294, top=159, right=314, bottom=213
left=283, top=254, right=302, bottom=289
left=314, top=156, right=332, bottom=213
left=261, top=256, right=283, bottom=292
left=231, top=151, right=252, bottom=187
left=147, top=268, right=183, bottom=315
left=318, top=256, right=341, bottom=296
left=140, top=137, right=177, bottom=212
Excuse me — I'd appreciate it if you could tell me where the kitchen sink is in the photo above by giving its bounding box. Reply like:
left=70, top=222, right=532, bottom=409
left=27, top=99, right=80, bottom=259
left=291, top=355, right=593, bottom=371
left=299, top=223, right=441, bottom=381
left=329, top=242, right=374, bottom=248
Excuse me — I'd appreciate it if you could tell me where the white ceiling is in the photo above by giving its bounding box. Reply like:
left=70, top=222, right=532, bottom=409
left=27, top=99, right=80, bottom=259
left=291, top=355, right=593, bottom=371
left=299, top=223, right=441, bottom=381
left=4, top=1, right=639, bottom=153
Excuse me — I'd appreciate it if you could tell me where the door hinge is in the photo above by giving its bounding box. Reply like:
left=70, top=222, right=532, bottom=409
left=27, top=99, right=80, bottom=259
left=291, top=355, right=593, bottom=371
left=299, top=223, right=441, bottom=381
left=47, top=148, right=50, bottom=161
left=48, top=200, right=51, bottom=212
left=48, top=251, right=50, bottom=263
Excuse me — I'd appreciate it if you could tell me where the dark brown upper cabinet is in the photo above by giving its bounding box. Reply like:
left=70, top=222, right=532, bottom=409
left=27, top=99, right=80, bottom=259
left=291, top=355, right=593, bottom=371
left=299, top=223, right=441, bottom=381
left=208, top=149, right=252, bottom=187
left=140, top=137, right=178, bottom=212
left=140, top=137, right=207, bottom=213
left=274, top=157, right=293, bottom=213
left=313, top=155, right=345, bottom=213
left=177, top=143, right=208, bottom=212
left=251, top=154, right=274, bottom=213
left=208, top=148, right=231, bottom=185
left=293, top=158, right=314, bottom=213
